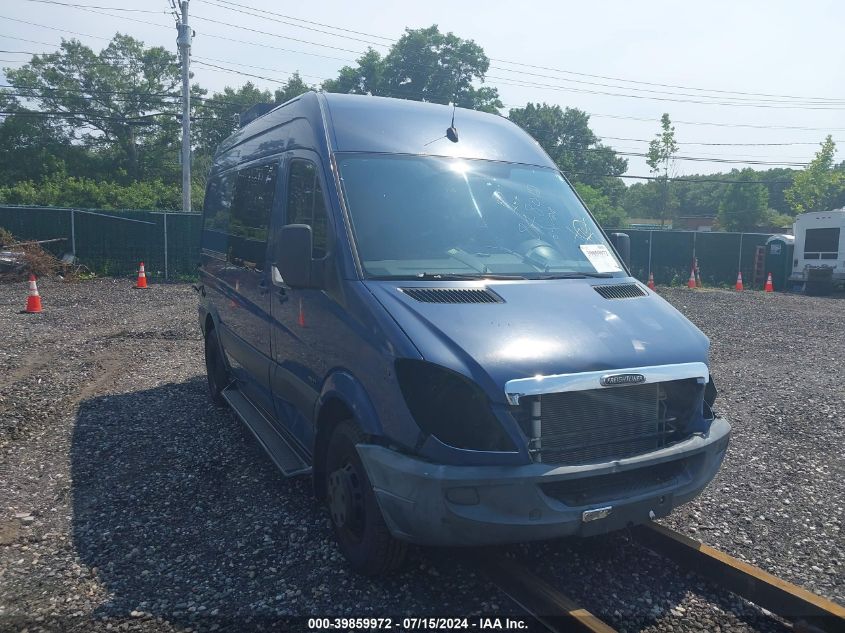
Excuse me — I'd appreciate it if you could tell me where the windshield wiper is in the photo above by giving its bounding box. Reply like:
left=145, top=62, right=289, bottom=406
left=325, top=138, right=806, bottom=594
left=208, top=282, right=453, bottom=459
left=414, top=272, right=528, bottom=280
left=538, top=272, right=615, bottom=279
left=368, top=272, right=528, bottom=281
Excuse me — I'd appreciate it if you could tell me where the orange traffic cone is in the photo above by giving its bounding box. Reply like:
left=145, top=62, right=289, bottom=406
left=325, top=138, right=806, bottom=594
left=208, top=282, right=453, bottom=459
left=687, top=267, right=696, bottom=289
left=25, top=274, right=42, bottom=313
left=135, top=262, right=148, bottom=289
left=230, top=280, right=239, bottom=308
left=647, top=272, right=655, bottom=290
left=298, top=298, right=306, bottom=327
left=764, top=272, right=774, bottom=293
left=735, top=271, right=744, bottom=292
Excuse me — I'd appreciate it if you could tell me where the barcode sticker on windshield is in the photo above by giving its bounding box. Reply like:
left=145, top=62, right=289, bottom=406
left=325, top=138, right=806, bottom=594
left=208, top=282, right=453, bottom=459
left=579, top=244, right=622, bottom=273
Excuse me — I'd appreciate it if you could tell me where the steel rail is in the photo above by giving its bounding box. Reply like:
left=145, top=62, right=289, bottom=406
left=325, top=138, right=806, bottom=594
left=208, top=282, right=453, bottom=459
left=477, top=523, right=844, bottom=633
left=632, top=522, right=845, bottom=633
left=473, top=553, right=616, bottom=633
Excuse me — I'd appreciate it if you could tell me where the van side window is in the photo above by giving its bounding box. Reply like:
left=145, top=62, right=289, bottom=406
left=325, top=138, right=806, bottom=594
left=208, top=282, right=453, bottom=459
left=201, top=173, right=234, bottom=254
left=229, top=163, right=278, bottom=270
left=286, top=159, right=329, bottom=258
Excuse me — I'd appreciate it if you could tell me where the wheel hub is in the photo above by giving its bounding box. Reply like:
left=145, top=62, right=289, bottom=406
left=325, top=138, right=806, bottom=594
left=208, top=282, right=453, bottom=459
left=328, top=463, right=363, bottom=534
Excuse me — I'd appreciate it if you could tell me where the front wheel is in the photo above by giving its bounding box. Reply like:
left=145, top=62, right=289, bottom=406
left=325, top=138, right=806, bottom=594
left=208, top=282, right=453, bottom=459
left=325, top=420, right=407, bottom=575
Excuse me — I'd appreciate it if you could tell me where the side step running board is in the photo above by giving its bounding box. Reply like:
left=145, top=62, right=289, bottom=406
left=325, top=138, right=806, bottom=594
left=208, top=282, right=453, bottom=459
left=222, top=385, right=312, bottom=477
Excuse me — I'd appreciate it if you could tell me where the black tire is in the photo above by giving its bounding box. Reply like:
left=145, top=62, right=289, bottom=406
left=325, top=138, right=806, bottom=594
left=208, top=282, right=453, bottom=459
left=204, top=327, right=229, bottom=407
left=325, top=420, right=407, bottom=575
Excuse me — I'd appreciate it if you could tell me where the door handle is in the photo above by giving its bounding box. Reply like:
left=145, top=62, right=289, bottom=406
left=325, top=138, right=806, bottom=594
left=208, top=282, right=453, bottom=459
left=258, top=278, right=270, bottom=295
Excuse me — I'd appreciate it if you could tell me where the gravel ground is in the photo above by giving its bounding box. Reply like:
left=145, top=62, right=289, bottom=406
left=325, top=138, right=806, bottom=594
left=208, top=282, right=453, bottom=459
left=0, top=279, right=842, bottom=632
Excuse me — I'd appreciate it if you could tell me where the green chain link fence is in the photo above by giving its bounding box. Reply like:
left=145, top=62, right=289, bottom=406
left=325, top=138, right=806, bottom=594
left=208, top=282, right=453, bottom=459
left=0, top=205, right=202, bottom=280
left=626, top=229, right=774, bottom=287
left=1, top=206, right=776, bottom=286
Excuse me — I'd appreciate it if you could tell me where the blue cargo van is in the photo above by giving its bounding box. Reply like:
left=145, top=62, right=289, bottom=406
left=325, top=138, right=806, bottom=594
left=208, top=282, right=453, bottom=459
left=198, top=92, right=730, bottom=575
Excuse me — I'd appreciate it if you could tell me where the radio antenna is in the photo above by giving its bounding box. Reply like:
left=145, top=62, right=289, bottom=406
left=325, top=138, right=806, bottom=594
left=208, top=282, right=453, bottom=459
left=423, top=102, right=460, bottom=146
left=446, top=103, right=459, bottom=143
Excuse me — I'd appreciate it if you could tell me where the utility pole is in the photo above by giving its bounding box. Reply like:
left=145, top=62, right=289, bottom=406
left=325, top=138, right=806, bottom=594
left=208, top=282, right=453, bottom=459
left=176, top=1, right=192, bottom=212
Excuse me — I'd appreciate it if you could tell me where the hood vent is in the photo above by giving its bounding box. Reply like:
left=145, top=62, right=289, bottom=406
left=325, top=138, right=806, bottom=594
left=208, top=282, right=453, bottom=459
left=400, top=287, right=503, bottom=304
left=593, top=283, right=647, bottom=299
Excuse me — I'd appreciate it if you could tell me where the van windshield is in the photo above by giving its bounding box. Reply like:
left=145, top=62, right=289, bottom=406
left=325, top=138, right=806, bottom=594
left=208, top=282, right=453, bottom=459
left=336, top=154, right=624, bottom=279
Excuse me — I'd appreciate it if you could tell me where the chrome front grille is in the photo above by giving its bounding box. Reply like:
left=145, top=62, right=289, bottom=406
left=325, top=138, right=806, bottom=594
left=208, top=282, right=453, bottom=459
left=516, top=379, right=701, bottom=466
left=538, top=384, right=661, bottom=465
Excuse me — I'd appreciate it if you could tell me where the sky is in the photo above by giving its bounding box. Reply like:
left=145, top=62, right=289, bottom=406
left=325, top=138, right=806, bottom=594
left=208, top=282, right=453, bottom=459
left=1, top=0, right=843, bottom=180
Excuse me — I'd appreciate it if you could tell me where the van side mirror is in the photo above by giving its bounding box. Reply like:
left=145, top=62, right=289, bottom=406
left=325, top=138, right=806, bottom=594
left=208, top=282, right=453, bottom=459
left=608, top=232, right=631, bottom=269
left=275, top=224, right=316, bottom=289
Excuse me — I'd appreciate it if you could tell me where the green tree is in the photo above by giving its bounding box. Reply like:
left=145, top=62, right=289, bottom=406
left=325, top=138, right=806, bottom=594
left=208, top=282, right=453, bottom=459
left=646, top=113, right=679, bottom=226
left=622, top=180, right=679, bottom=223
left=193, top=82, right=274, bottom=159
left=785, top=136, right=845, bottom=213
left=6, top=35, right=184, bottom=183
left=574, top=183, right=627, bottom=228
left=274, top=71, right=313, bottom=104
left=716, top=168, right=769, bottom=231
left=323, top=26, right=501, bottom=112
left=508, top=103, right=627, bottom=204
left=0, top=92, right=92, bottom=185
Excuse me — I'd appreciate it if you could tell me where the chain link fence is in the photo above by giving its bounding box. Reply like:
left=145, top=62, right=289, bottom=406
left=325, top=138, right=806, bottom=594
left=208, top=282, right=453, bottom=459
left=0, top=205, right=202, bottom=280
left=1, top=206, right=776, bottom=286
left=627, top=229, right=774, bottom=287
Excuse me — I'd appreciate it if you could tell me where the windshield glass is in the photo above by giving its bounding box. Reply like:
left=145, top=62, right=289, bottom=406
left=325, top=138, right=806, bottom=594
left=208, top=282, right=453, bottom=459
left=337, top=154, right=624, bottom=279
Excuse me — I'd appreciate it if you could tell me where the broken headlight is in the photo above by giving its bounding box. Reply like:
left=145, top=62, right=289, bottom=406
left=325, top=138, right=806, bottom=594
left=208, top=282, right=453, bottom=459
left=395, top=359, right=515, bottom=452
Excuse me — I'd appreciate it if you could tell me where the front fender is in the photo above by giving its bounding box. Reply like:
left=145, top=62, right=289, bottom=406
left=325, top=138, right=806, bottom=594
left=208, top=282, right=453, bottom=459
left=315, top=369, right=384, bottom=437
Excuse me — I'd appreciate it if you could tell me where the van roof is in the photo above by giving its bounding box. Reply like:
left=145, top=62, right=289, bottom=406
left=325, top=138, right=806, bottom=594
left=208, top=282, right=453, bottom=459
left=216, top=92, right=557, bottom=169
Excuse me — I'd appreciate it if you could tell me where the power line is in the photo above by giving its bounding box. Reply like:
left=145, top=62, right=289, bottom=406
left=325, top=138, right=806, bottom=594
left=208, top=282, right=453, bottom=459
left=20, top=0, right=168, bottom=14
left=195, top=55, right=321, bottom=82
left=190, top=12, right=843, bottom=110
left=583, top=111, right=845, bottom=133
left=7, top=63, right=823, bottom=164
left=0, top=109, right=176, bottom=122
left=565, top=171, right=794, bottom=184
left=490, top=58, right=844, bottom=104
left=598, top=135, right=833, bottom=147
left=8, top=4, right=845, bottom=119
left=490, top=75, right=845, bottom=111
left=488, top=64, right=845, bottom=106
left=0, top=33, right=57, bottom=47
left=192, top=59, right=291, bottom=85
left=4, top=14, right=844, bottom=144
left=8, top=0, right=841, bottom=116
left=547, top=140, right=810, bottom=167
left=190, top=14, right=364, bottom=55
left=203, top=0, right=389, bottom=48
left=48, top=2, right=835, bottom=111
left=210, top=0, right=394, bottom=43
left=199, top=0, right=845, bottom=104
left=1, top=83, right=179, bottom=98
left=0, top=10, right=358, bottom=65
left=611, top=150, right=808, bottom=167
left=0, top=15, right=109, bottom=41
left=188, top=8, right=845, bottom=110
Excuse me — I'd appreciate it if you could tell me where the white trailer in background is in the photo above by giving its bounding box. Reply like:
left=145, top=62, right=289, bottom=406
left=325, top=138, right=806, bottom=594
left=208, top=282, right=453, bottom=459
left=789, top=208, right=845, bottom=285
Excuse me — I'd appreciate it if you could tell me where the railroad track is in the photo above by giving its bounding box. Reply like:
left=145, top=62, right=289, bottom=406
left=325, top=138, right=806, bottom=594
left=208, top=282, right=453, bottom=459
left=476, top=522, right=845, bottom=633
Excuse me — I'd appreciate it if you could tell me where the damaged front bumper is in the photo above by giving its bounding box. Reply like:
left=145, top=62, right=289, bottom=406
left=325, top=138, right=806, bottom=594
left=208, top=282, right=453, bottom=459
left=357, top=417, right=730, bottom=546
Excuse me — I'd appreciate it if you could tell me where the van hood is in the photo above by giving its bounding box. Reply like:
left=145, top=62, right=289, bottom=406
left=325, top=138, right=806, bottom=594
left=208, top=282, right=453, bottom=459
left=364, top=279, right=709, bottom=403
